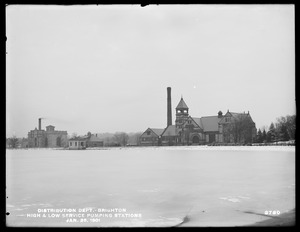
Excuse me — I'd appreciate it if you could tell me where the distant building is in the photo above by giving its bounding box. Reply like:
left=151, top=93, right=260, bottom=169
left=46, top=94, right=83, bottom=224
left=140, top=88, right=257, bottom=146
left=69, top=137, right=87, bottom=150
left=218, top=111, right=257, bottom=144
left=68, top=133, right=104, bottom=149
left=172, top=101, right=256, bottom=145
left=161, top=125, right=177, bottom=146
left=28, top=118, right=68, bottom=148
left=139, top=128, right=165, bottom=146
left=86, top=133, right=104, bottom=147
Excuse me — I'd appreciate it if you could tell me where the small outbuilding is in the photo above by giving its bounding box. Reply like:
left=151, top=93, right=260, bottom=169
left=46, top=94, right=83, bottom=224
left=68, top=133, right=104, bottom=149
left=69, top=137, right=88, bottom=150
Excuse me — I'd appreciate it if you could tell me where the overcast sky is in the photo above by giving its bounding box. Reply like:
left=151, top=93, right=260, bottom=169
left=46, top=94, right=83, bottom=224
left=6, top=5, right=295, bottom=138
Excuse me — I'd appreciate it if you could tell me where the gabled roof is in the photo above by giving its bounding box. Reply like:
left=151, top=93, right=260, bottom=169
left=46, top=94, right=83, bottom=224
left=191, top=117, right=203, bottom=129
left=176, top=97, right=189, bottom=109
left=231, top=112, right=251, bottom=118
left=150, top=128, right=165, bottom=136
left=69, top=136, right=88, bottom=141
left=220, top=111, right=253, bottom=124
left=88, top=135, right=103, bottom=142
left=228, top=112, right=244, bottom=118
left=162, top=125, right=177, bottom=137
left=200, top=116, right=222, bottom=132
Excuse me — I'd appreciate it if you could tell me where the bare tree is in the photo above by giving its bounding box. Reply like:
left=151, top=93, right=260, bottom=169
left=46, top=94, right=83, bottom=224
left=135, top=132, right=142, bottom=146
left=114, top=132, right=129, bottom=146
left=9, top=136, right=19, bottom=148
left=104, top=136, right=111, bottom=146
left=271, top=115, right=295, bottom=142
left=285, top=115, right=296, bottom=140
left=71, top=133, right=78, bottom=139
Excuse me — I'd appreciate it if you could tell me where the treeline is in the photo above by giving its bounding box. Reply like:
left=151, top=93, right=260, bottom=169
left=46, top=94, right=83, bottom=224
left=6, top=137, right=27, bottom=149
left=256, top=114, right=295, bottom=143
left=92, top=132, right=143, bottom=147
left=6, top=132, right=144, bottom=149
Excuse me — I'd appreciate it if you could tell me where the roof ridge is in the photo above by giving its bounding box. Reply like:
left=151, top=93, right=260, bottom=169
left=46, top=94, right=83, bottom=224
left=201, top=115, right=219, bottom=118
left=229, top=111, right=247, bottom=114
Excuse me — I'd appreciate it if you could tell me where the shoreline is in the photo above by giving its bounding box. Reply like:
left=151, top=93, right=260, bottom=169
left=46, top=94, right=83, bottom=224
left=243, top=209, right=295, bottom=227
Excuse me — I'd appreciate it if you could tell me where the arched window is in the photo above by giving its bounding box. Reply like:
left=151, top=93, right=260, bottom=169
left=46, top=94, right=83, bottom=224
left=192, top=135, right=200, bottom=144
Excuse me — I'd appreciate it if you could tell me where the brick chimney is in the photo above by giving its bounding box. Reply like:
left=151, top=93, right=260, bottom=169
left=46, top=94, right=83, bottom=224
left=167, top=87, right=172, bottom=127
left=38, top=118, right=41, bottom=130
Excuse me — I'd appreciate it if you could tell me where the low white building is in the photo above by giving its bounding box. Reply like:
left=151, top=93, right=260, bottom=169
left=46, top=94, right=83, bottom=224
left=68, top=133, right=104, bottom=149
left=69, top=136, right=88, bottom=150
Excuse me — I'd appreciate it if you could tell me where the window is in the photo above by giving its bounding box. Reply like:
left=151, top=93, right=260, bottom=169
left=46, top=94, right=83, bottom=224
left=177, top=110, right=181, bottom=113
left=184, top=110, right=187, bottom=113
left=81, top=142, right=84, bottom=146
left=70, top=142, right=72, bottom=146
left=56, top=137, right=61, bottom=147
left=75, top=142, right=77, bottom=146
left=147, top=131, right=151, bottom=135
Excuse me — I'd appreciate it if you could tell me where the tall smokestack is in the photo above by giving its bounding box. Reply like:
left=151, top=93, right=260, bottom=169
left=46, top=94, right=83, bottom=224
left=38, top=118, right=41, bottom=131
left=167, top=87, right=172, bottom=127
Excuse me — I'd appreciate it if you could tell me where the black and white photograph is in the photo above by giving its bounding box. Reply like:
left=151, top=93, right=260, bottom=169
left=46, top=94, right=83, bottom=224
left=6, top=4, right=295, bottom=227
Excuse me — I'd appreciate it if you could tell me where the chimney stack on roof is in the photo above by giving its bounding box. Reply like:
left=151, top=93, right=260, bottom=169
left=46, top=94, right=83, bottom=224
left=218, top=111, right=223, bottom=118
left=38, top=118, right=42, bottom=131
left=167, top=87, right=172, bottom=127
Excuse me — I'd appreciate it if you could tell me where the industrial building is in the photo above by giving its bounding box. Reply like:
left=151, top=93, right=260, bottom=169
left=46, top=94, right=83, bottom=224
left=27, top=118, right=68, bottom=148
left=140, top=87, right=257, bottom=146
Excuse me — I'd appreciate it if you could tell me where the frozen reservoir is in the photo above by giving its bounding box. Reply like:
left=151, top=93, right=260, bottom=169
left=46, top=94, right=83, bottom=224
left=6, top=146, right=295, bottom=227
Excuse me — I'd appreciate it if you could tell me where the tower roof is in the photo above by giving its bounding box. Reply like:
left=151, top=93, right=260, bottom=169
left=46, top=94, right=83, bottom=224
left=176, top=97, right=189, bottom=109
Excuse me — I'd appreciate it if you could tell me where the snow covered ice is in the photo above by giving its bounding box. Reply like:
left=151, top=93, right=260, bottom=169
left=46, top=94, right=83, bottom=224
left=6, top=146, right=295, bottom=227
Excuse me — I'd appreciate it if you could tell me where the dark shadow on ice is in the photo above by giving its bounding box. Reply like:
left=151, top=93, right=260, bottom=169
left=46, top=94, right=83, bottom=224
left=173, top=215, right=191, bottom=227
left=173, top=207, right=193, bottom=227
left=243, top=209, right=295, bottom=227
